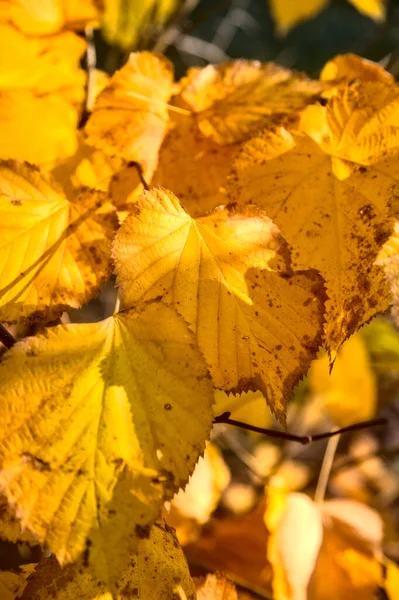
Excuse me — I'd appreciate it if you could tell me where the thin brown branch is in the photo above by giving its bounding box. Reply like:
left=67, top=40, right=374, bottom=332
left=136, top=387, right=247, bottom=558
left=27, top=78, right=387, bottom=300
left=127, top=161, right=150, bottom=190
left=213, top=412, right=387, bottom=445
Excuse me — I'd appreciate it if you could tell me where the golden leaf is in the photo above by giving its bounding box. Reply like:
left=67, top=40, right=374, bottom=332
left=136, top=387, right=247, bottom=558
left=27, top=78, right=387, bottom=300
left=269, top=0, right=328, bottom=35
left=196, top=573, right=238, bottom=600
left=113, top=188, right=325, bottom=420
left=0, top=0, right=99, bottom=34
left=84, top=52, right=174, bottom=176
left=214, top=389, right=273, bottom=429
left=0, top=494, right=38, bottom=544
left=0, top=161, right=116, bottom=323
left=101, top=0, right=181, bottom=49
left=20, top=522, right=196, bottom=599
left=152, top=113, right=237, bottom=217
left=229, top=109, right=396, bottom=350
left=179, top=60, right=322, bottom=145
left=376, top=221, right=399, bottom=326
left=0, top=302, right=213, bottom=581
left=269, top=0, right=384, bottom=34
left=0, top=565, right=36, bottom=600
left=309, top=333, right=377, bottom=427
left=320, top=53, right=394, bottom=86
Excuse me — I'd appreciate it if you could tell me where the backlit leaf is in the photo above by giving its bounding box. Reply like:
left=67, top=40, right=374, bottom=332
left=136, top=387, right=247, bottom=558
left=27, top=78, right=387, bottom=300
left=376, top=221, right=399, bottom=326
left=320, top=54, right=394, bottom=86
left=309, top=334, right=376, bottom=427
left=229, top=92, right=397, bottom=350
left=180, top=60, right=322, bottom=145
left=0, top=302, right=213, bottom=581
left=268, top=0, right=328, bottom=35
left=20, top=522, right=196, bottom=599
left=0, top=565, right=35, bottom=600
left=196, top=573, right=238, bottom=599
left=0, top=161, right=116, bottom=323
left=85, top=52, right=174, bottom=177
left=113, top=188, right=325, bottom=419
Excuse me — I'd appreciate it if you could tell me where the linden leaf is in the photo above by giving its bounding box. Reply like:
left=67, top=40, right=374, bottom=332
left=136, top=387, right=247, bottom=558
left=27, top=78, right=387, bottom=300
left=196, top=573, right=238, bottom=600
left=0, top=0, right=99, bottom=34
left=0, top=160, right=117, bottom=323
left=214, top=389, right=273, bottom=429
left=309, top=334, right=377, bottom=427
left=0, top=302, right=213, bottom=582
left=301, top=82, right=399, bottom=176
left=113, top=188, right=325, bottom=419
left=320, top=53, right=394, bottom=86
left=0, top=24, right=86, bottom=98
left=84, top=52, right=174, bottom=177
left=179, top=60, right=323, bottom=145
left=0, top=494, right=38, bottom=544
left=376, top=221, right=399, bottom=326
left=229, top=121, right=396, bottom=351
left=20, top=523, right=196, bottom=599
left=348, top=0, right=385, bottom=21
left=0, top=565, right=36, bottom=600
left=102, top=0, right=181, bottom=50
left=152, top=113, right=238, bottom=217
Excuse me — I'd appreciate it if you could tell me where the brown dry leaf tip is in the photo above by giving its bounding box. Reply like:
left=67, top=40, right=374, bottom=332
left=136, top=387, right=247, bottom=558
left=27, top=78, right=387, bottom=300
left=19, top=522, right=196, bottom=600
left=228, top=85, right=399, bottom=351
left=0, top=160, right=117, bottom=324
left=113, top=187, right=325, bottom=422
left=0, top=302, right=214, bottom=583
left=0, top=0, right=100, bottom=34
left=195, top=572, right=238, bottom=599
left=177, top=59, right=324, bottom=145
left=320, top=53, right=394, bottom=87
left=84, top=51, right=175, bottom=178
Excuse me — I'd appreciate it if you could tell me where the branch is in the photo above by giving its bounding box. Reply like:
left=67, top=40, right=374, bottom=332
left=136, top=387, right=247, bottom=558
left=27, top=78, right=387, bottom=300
left=127, top=161, right=150, bottom=190
left=0, top=323, right=16, bottom=349
left=213, top=412, right=387, bottom=445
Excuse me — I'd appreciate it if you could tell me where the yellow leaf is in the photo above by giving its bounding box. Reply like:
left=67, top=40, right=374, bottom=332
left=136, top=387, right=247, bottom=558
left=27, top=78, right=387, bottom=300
left=301, top=82, right=399, bottom=174
left=269, top=0, right=329, bottom=35
left=0, top=161, right=116, bottom=323
left=385, top=559, right=399, bottom=600
left=102, top=0, right=181, bottom=49
left=309, top=334, right=376, bottom=427
left=320, top=53, right=394, bottom=85
left=168, top=443, right=230, bottom=545
left=0, top=0, right=99, bottom=34
left=0, top=565, right=35, bottom=600
left=113, top=188, right=325, bottom=420
left=0, top=302, right=213, bottom=581
left=196, top=573, right=238, bottom=600
left=21, top=522, right=196, bottom=599
left=0, top=24, right=85, bottom=98
left=0, top=494, right=38, bottom=544
left=152, top=113, right=237, bottom=217
left=180, top=60, right=322, bottom=145
left=229, top=111, right=396, bottom=350
left=348, top=0, right=385, bottom=21
left=85, top=52, right=174, bottom=176
left=377, top=221, right=399, bottom=326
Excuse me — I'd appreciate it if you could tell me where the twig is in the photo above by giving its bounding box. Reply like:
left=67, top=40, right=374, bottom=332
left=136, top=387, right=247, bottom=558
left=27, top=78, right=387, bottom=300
left=213, top=413, right=387, bottom=445
left=127, top=161, right=150, bottom=190
left=314, top=433, right=340, bottom=503
left=0, top=323, right=16, bottom=349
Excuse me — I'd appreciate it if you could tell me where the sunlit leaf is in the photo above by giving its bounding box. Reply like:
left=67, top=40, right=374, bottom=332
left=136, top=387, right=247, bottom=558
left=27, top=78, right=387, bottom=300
left=113, top=188, right=325, bottom=420
left=320, top=53, right=394, bottom=86
left=0, top=302, right=213, bottom=581
left=0, top=161, right=116, bottom=323
left=20, top=522, right=196, bottom=599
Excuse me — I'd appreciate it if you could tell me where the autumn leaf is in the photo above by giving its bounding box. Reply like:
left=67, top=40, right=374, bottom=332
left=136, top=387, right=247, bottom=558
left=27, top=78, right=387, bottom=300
left=0, top=302, right=213, bottom=581
left=0, top=565, right=36, bottom=600
left=376, top=221, right=399, bottom=326
left=113, top=188, right=325, bottom=419
left=84, top=52, right=174, bottom=177
left=269, top=0, right=385, bottom=35
left=20, top=522, right=196, bottom=599
left=0, top=160, right=117, bottom=323
left=0, top=494, right=38, bottom=544
left=229, top=87, right=398, bottom=350
left=101, top=0, right=182, bottom=49
left=320, top=53, right=394, bottom=86
left=0, top=0, right=99, bottom=34
left=179, top=60, right=322, bottom=145
left=214, top=389, right=273, bottom=429
left=196, top=573, right=238, bottom=599
left=152, top=112, right=237, bottom=217
left=309, top=333, right=377, bottom=427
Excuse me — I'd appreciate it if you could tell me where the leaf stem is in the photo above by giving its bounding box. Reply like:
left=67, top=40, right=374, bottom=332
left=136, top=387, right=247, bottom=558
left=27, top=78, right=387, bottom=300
left=127, top=161, right=150, bottom=190
left=314, top=433, right=340, bottom=503
left=213, top=413, right=386, bottom=445
left=0, top=323, right=16, bottom=349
